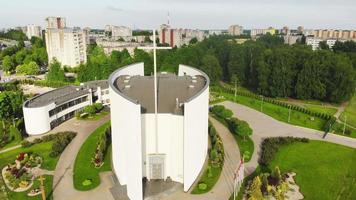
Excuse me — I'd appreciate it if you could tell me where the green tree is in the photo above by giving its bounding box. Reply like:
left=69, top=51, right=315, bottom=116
left=46, top=59, right=66, bottom=82
left=271, top=166, right=282, bottom=185
left=248, top=176, right=264, bottom=200
left=319, top=41, right=329, bottom=50
left=2, top=55, right=15, bottom=73
left=189, top=37, right=198, bottom=45
left=0, top=91, right=25, bottom=120
left=16, top=61, right=40, bottom=75
left=201, top=54, right=222, bottom=83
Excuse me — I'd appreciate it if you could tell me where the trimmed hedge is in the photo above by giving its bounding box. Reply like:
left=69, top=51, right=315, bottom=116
left=259, top=137, right=309, bottom=166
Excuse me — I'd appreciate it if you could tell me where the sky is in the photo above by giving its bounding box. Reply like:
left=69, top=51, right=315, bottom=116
left=0, top=0, right=355, bottom=30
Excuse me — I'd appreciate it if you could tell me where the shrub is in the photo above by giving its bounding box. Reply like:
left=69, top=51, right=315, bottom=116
left=259, top=137, right=309, bottom=166
left=198, top=182, right=207, bottom=191
left=211, top=105, right=233, bottom=119
left=21, top=140, right=32, bottom=148
left=50, top=132, right=77, bottom=157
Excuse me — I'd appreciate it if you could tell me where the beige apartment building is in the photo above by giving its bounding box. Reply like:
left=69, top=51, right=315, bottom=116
left=45, top=17, right=87, bottom=67
left=228, top=25, right=243, bottom=36
left=26, top=25, right=42, bottom=39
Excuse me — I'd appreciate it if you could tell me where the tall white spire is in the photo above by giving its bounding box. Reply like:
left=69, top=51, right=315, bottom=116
left=138, top=30, right=172, bottom=153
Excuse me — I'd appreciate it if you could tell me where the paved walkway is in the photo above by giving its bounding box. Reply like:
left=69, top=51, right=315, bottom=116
left=52, top=115, right=113, bottom=200
left=219, top=101, right=356, bottom=176
left=0, top=145, right=21, bottom=154
left=161, top=116, right=241, bottom=200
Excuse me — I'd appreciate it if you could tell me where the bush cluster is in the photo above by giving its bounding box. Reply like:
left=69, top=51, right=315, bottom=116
left=259, top=137, right=309, bottom=166
left=50, top=132, right=77, bottom=157
left=208, top=123, right=224, bottom=167
left=19, top=79, right=73, bottom=88
left=81, top=103, right=104, bottom=116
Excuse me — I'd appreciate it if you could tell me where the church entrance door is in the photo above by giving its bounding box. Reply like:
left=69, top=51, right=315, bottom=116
left=149, top=154, right=165, bottom=180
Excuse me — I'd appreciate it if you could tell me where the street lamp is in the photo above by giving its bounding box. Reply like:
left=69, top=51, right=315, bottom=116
left=343, top=116, right=347, bottom=135
left=260, top=95, right=264, bottom=112
left=288, top=105, right=291, bottom=123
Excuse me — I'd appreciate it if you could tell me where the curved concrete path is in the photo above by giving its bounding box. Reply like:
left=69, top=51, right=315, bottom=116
left=52, top=115, right=113, bottom=200
left=219, top=101, right=356, bottom=176
left=161, top=117, right=241, bottom=200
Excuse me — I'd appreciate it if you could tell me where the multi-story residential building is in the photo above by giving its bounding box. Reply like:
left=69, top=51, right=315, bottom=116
left=45, top=17, right=87, bottom=67
left=158, top=24, right=205, bottom=47
left=250, top=27, right=276, bottom=37
left=306, top=37, right=340, bottom=50
left=312, top=29, right=356, bottom=40
left=208, top=30, right=224, bottom=35
left=281, top=26, right=290, bottom=35
left=228, top=25, right=243, bottom=36
left=105, top=25, right=132, bottom=38
left=96, top=39, right=152, bottom=55
left=26, top=25, right=42, bottom=39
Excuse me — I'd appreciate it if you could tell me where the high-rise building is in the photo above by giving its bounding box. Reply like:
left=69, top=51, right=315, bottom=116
left=26, top=25, right=42, bottom=39
left=45, top=17, right=87, bottom=67
left=228, top=25, right=243, bottom=36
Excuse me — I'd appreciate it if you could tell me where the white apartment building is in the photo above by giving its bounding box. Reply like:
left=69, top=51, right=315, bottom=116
left=45, top=17, right=87, bottom=67
left=228, top=25, right=243, bottom=36
left=26, top=25, right=42, bottom=39
left=105, top=25, right=132, bottom=38
left=306, top=37, right=340, bottom=51
left=96, top=39, right=152, bottom=55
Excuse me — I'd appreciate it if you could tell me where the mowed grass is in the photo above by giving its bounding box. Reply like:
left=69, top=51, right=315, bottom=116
left=73, top=122, right=112, bottom=191
left=340, top=95, right=356, bottom=128
left=0, top=142, right=61, bottom=200
left=191, top=164, right=222, bottom=194
left=222, top=93, right=326, bottom=131
left=269, top=140, right=356, bottom=200
left=303, top=104, right=337, bottom=116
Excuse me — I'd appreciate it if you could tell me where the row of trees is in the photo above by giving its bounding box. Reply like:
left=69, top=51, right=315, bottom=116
left=50, top=34, right=355, bottom=103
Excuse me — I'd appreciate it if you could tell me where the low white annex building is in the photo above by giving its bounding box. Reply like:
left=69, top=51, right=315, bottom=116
left=109, top=62, right=210, bottom=200
left=23, top=81, right=109, bottom=135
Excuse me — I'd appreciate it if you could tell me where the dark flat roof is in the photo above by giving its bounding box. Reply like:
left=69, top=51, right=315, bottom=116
left=115, top=72, right=207, bottom=115
left=25, top=80, right=108, bottom=108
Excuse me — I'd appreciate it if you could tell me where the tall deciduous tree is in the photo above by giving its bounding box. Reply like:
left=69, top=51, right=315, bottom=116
left=46, top=60, right=66, bottom=82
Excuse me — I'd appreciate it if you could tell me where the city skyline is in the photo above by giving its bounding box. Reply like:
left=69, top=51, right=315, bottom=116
left=1, top=0, right=356, bottom=30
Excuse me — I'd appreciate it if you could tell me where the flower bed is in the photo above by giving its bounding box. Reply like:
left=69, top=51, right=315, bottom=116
left=1, top=152, right=42, bottom=192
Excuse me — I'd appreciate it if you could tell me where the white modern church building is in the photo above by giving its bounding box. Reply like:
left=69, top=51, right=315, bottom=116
left=109, top=62, right=210, bottom=200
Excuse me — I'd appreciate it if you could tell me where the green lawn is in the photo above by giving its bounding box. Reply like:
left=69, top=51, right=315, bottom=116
left=332, top=122, right=356, bottom=138
left=73, top=122, right=112, bottom=191
left=79, top=111, right=109, bottom=121
left=303, top=104, right=338, bottom=116
left=0, top=141, right=61, bottom=200
left=191, top=164, right=222, bottom=194
left=340, top=95, right=356, bottom=128
left=232, top=135, right=254, bottom=162
left=221, top=93, right=326, bottom=131
left=269, top=140, right=356, bottom=200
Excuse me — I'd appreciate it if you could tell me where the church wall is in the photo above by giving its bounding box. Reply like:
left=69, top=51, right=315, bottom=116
left=109, top=62, right=145, bottom=200
left=180, top=65, right=210, bottom=192
left=141, top=113, right=184, bottom=183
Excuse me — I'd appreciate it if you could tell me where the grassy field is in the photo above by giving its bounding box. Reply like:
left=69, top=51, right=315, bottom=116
left=73, top=122, right=112, bottom=191
left=269, top=140, right=356, bottom=200
left=332, top=122, right=356, bottom=138
left=303, top=104, right=337, bottom=116
left=191, top=164, right=222, bottom=194
left=0, top=141, right=61, bottom=200
left=220, top=93, right=327, bottom=131
left=340, top=95, right=356, bottom=128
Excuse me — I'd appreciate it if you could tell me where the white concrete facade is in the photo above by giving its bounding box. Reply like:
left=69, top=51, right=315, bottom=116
left=26, top=25, right=42, bottom=39
left=23, top=81, right=109, bottom=135
left=109, top=63, right=209, bottom=200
